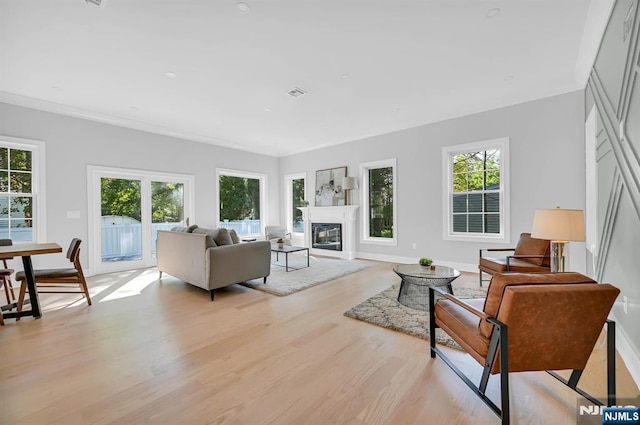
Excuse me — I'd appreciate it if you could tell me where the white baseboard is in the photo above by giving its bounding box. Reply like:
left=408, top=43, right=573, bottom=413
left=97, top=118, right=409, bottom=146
left=354, top=252, right=477, bottom=273
left=608, top=313, right=640, bottom=389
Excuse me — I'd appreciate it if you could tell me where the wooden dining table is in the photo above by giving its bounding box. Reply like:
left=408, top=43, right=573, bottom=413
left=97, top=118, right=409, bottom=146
left=0, top=242, right=63, bottom=320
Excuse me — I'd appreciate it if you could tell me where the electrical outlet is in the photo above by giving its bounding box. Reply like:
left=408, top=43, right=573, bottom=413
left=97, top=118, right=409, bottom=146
left=411, top=242, right=417, bottom=249
left=623, top=295, right=628, bottom=314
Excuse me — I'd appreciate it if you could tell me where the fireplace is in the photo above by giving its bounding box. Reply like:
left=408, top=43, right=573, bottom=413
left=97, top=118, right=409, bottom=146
left=299, top=206, right=358, bottom=260
left=312, top=223, right=342, bottom=251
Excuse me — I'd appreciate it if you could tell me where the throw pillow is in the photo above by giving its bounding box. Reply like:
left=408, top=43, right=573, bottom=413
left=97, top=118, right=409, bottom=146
left=210, top=228, right=233, bottom=246
left=170, top=226, right=190, bottom=232
left=191, top=227, right=218, bottom=248
left=229, top=229, right=240, bottom=244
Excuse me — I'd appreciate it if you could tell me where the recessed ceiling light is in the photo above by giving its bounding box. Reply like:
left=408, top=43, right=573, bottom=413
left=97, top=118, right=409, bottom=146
left=486, top=8, right=500, bottom=18
left=504, top=75, right=515, bottom=81
left=165, top=72, right=177, bottom=78
left=236, top=2, right=249, bottom=13
left=129, top=106, right=138, bottom=110
left=341, top=74, right=350, bottom=79
left=51, top=85, right=60, bottom=89
left=264, top=107, right=271, bottom=112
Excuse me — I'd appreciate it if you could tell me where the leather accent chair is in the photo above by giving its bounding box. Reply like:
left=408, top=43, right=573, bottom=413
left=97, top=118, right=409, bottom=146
left=429, top=272, right=620, bottom=425
left=478, top=232, right=551, bottom=286
left=16, top=238, right=92, bottom=309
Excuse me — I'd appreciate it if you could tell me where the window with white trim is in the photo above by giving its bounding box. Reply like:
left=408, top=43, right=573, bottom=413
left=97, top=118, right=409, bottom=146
left=285, top=173, right=306, bottom=234
left=217, top=169, right=267, bottom=236
left=0, top=138, right=44, bottom=242
left=442, top=138, right=510, bottom=242
left=361, top=158, right=397, bottom=246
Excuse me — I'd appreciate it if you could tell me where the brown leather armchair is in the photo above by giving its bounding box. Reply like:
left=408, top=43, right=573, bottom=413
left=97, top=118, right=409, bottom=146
left=429, top=272, right=620, bottom=425
left=478, top=232, right=551, bottom=286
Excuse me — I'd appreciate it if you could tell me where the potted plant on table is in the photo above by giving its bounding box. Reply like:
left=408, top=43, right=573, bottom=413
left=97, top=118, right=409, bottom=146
left=419, top=257, right=435, bottom=270
left=277, top=238, right=285, bottom=249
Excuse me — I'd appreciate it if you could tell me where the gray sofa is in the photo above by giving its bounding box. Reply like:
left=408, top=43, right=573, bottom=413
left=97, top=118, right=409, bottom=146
left=157, top=226, right=271, bottom=300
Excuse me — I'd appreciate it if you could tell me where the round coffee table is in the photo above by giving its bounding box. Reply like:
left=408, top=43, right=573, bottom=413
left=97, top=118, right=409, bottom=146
left=393, top=264, right=461, bottom=311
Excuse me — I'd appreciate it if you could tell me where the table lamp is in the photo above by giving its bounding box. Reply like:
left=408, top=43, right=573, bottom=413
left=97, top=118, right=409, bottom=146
left=531, top=207, right=585, bottom=272
left=342, top=176, right=358, bottom=206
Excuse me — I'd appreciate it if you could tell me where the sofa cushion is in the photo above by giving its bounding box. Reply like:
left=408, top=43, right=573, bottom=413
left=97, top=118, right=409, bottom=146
left=192, top=227, right=233, bottom=246
left=229, top=229, right=240, bottom=244
left=170, top=224, right=198, bottom=233
left=513, top=233, right=550, bottom=266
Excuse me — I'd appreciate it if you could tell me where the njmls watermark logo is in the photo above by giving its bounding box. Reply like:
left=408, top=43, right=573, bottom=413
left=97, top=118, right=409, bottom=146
left=577, top=397, right=640, bottom=425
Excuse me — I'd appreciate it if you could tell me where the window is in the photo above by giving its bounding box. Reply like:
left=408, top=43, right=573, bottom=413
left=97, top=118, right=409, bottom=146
left=361, top=158, right=397, bottom=246
left=442, top=138, right=510, bottom=241
left=217, top=169, right=267, bottom=236
left=0, top=137, right=44, bottom=242
left=285, top=173, right=306, bottom=234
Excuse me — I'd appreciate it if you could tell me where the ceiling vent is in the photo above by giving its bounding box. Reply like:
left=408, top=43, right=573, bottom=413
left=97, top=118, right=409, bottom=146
left=287, top=87, right=307, bottom=98
left=85, top=0, right=108, bottom=7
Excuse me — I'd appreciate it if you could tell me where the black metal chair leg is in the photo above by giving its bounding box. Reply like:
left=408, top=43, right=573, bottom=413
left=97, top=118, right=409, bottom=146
left=498, top=324, right=510, bottom=425
left=210, top=290, right=215, bottom=301
left=429, top=287, right=436, bottom=358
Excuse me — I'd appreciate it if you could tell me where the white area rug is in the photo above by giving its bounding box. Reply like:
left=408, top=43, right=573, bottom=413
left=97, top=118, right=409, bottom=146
left=241, top=255, right=373, bottom=296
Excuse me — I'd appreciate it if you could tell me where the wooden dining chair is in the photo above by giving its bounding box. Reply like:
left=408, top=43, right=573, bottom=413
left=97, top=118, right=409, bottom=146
left=0, top=239, right=16, bottom=305
left=17, top=238, right=92, bottom=309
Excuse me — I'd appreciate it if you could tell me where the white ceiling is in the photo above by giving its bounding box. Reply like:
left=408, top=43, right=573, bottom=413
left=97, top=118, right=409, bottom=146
left=0, top=0, right=612, bottom=157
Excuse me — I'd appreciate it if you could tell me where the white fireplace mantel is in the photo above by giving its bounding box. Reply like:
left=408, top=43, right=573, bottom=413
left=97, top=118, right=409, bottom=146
left=298, top=206, right=359, bottom=260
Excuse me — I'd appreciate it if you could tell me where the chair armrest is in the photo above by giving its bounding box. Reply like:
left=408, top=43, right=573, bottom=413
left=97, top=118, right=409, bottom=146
left=430, top=286, right=489, bottom=321
left=506, top=254, right=549, bottom=270
left=506, top=254, right=550, bottom=270
left=479, top=247, right=516, bottom=258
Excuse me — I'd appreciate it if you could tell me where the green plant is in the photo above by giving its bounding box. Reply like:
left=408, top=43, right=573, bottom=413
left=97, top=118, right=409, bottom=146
left=419, top=257, right=433, bottom=266
left=299, top=199, right=309, bottom=207
left=277, top=238, right=284, bottom=244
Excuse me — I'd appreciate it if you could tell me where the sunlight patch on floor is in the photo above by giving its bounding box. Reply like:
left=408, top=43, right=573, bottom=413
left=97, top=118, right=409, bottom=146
left=98, top=268, right=158, bottom=302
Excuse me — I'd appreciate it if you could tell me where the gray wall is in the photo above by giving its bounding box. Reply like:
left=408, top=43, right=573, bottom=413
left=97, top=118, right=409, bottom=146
left=587, top=0, right=640, bottom=377
left=281, top=90, right=588, bottom=272
left=0, top=102, right=280, bottom=272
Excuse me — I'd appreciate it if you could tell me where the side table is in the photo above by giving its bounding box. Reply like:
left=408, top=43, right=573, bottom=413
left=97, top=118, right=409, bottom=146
left=393, top=264, right=460, bottom=311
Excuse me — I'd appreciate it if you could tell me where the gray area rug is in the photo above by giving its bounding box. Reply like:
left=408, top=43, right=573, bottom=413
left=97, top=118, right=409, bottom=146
left=344, top=283, right=487, bottom=350
left=241, top=255, right=373, bottom=296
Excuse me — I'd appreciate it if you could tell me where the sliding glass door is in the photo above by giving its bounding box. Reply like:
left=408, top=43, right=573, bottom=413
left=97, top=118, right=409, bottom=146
left=89, top=166, right=194, bottom=274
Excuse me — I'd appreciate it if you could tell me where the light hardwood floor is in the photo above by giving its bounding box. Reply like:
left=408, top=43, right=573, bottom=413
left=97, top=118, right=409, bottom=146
left=1, top=260, right=638, bottom=425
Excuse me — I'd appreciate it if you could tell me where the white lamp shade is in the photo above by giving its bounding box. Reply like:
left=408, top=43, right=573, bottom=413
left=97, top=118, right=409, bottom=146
left=531, top=208, right=585, bottom=242
left=342, top=176, right=358, bottom=190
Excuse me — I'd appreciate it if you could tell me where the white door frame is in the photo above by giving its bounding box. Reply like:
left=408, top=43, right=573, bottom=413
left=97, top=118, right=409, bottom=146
left=87, top=165, right=195, bottom=275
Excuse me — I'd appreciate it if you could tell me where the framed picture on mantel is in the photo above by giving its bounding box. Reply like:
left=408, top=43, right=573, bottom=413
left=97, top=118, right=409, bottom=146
left=315, top=166, right=346, bottom=206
